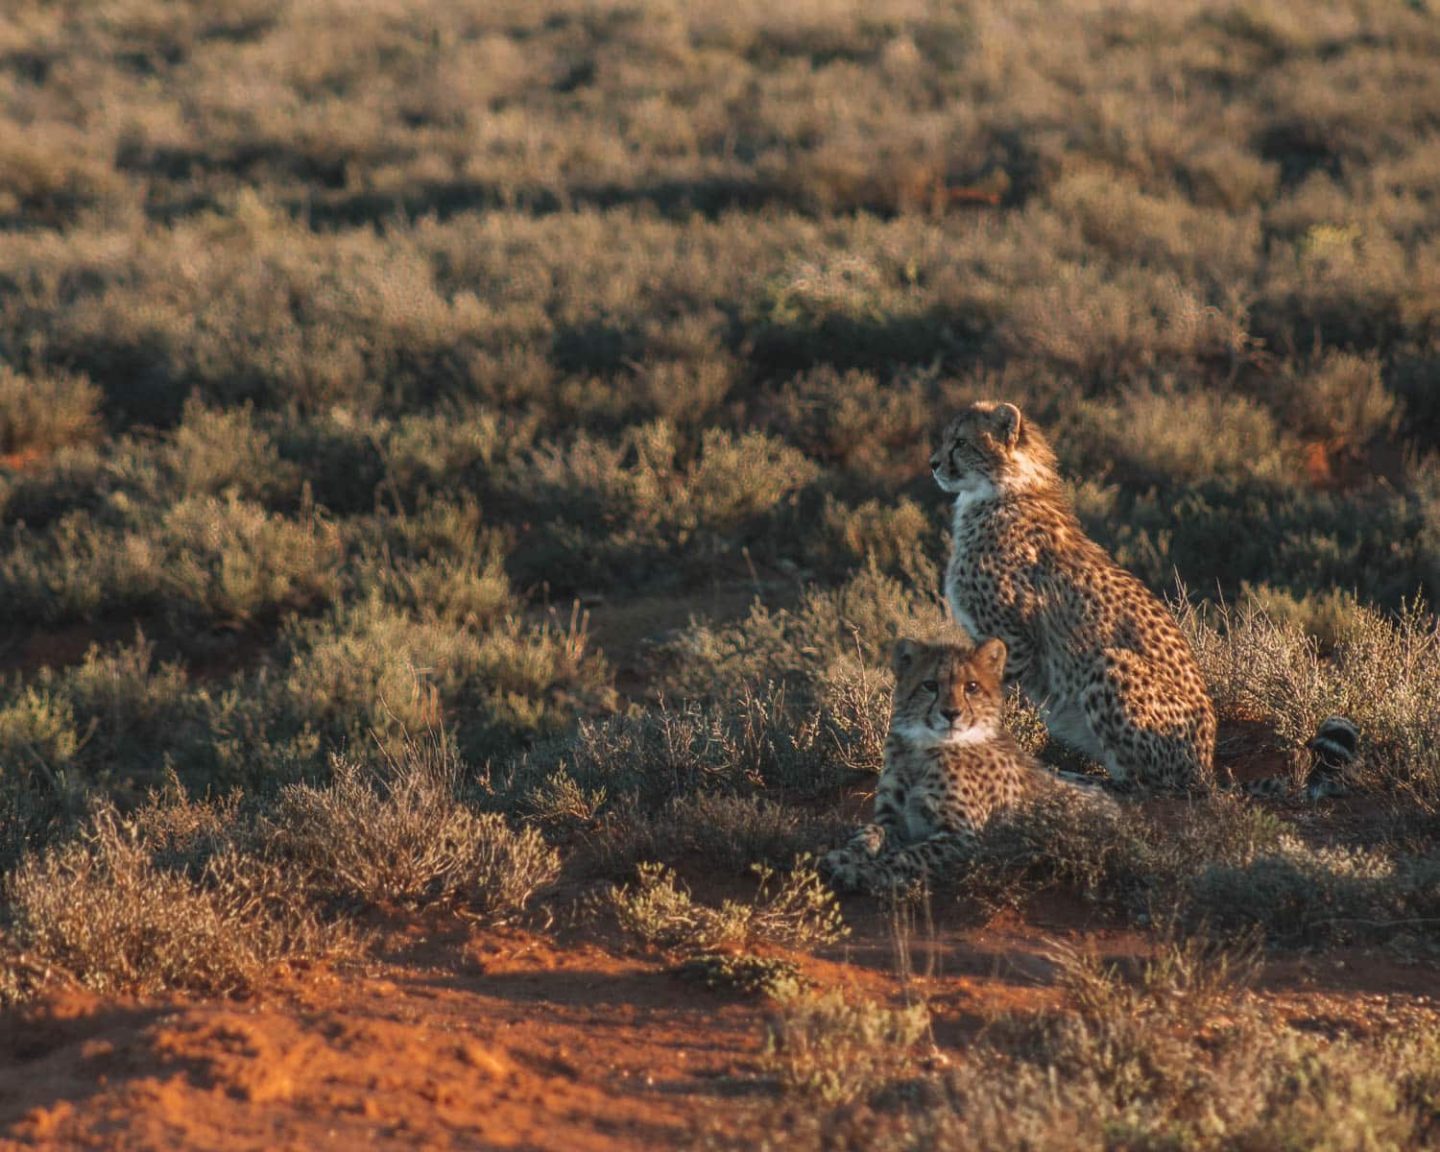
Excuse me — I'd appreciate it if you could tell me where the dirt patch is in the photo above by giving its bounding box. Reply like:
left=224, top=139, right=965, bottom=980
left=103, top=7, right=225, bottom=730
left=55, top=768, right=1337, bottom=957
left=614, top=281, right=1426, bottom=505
left=7, top=910, right=1436, bottom=1150
left=1, top=933, right=756, bottom=1151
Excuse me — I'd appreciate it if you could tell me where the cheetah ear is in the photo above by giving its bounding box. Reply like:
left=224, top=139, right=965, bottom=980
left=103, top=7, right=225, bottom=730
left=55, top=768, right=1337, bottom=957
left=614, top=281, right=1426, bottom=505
left=974, top=637, right=1007, bottom=680
left=992, top=403, right=1023, bottom=448
left=893, top=638, right=919, bottom=675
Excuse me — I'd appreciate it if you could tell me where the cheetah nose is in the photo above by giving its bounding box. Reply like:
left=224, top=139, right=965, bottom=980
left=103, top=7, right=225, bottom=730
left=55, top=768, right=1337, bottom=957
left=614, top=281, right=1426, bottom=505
left=939, top=708, right=960, bottom=723
left=929, top=454, right=941, bottom=470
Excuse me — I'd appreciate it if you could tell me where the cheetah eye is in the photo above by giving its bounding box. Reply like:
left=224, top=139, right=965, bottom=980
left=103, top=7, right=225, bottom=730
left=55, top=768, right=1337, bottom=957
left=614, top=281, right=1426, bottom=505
left=964, top=680, right=981, bottom=695
left=921, top=679, right=939, bottom=693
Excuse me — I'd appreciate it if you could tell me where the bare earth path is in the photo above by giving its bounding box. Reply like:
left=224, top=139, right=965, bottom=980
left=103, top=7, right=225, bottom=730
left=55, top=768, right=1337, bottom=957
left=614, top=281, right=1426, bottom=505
left=4, top=906, right=1437, bottom=1151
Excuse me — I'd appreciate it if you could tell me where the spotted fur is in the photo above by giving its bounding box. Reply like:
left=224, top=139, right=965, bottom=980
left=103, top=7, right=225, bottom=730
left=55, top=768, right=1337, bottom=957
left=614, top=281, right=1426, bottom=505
left=822, top=637, right=1112, bottom=893
left=934, top=400, right=1363, bottom=794
left=932, top=400, right=1218, bottom=792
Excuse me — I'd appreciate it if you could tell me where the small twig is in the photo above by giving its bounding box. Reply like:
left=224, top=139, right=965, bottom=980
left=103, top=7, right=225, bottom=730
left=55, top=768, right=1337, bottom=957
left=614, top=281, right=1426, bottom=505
left=1313, top=916, right=1440, bottom=929
left=18, top=738, right=63, bottom=796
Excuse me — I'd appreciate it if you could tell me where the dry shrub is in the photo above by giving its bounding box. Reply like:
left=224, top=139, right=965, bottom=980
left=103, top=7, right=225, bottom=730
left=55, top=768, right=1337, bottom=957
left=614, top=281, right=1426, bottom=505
left=0, top=495, right=344, bottom=629
left=762, top=985, right=931, bottom=1104
left=0, top=366, right=103, bottom=457
left=664, top=566, right=947, bottom=701
left=281, top=595, right=610, bottom=760
left=159, top=494, right=345, bottom=627
left=164, top=398, right=301, bottom=502
left=672, top=951, right=803, bottom=999
left=1272, top=351, right=1400, bottom=446
left=608, top=860, right=845, bottom=952
left=0, top=132, right=128, bottom=224
left=517, top=421, right=820, bottom=583
left=264, top=743, right=559, bottom=919
left=764, top=367, right=934, bottom=482
left=740, top=932, right=1440, bottom=1150
left=1001, top=267, right=1250, bottom=378
left=1186, top=835, right=1440, bottom=948
left=1067, top=384, right=1298, bottom=487
left=956, top=787, right=1157, bottom=914
left=939, top=936, right=1440, bottom=1151
left=1048, top=167, right=1261, bottom=280
left=518, top=656, right=886, bottom=830
left=816, top=496, right=936, bottom=581
left=1181, top=594, right=1440, bottom=798
left=1, top=803, right=352, bottom=1004
left=588, top=792, right=847, bottom=878
left=950, top=782, right=1440, bottom=949
left=1031, top=933, right=1264, bottom=1115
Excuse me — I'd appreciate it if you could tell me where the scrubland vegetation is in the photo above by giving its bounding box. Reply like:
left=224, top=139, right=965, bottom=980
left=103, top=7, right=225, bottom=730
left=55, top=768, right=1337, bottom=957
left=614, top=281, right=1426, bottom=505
left=1, top=0, right=1439, bottom=1145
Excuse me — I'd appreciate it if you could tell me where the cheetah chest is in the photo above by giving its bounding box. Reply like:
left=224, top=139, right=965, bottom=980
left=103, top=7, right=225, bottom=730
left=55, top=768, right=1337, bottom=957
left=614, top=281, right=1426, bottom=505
left=899, top=784, right=944, bottom=843
left=897, top=759, right=987, bottom=842
left=945, top=493, right=1027, bottom=643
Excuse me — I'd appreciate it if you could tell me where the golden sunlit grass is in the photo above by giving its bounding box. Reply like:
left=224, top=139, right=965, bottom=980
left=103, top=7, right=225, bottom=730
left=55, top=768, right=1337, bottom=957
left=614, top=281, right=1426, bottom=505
left=1, top=2, right=1438, bottom=1143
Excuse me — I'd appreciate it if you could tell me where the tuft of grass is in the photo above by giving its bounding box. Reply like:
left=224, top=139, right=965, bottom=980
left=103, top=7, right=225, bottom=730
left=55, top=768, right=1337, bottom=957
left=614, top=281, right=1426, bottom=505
left=761, top=984, right=931, bottom=1104
left=263, top=741, right=559, bottom=920
left=608, top=860, right=846, bottom=953
left=1, top=800, right=355, bottom=1004
left=672, top=952, right=803, bottom=999
left=0, top=366, right=103, bottom=458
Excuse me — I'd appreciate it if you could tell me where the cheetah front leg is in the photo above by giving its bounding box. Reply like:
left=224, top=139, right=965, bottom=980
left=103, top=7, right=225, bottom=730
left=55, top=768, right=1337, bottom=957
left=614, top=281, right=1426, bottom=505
left=821, top=823, right=889, bottom=891
left=822, top=757, right=911, bottom=890
left=837, top=829, right=979, bottom=894
left=1080, top=648, right=1217, bottom=792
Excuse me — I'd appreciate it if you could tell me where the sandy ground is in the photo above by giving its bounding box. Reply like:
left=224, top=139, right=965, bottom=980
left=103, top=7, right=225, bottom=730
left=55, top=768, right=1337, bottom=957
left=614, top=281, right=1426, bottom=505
left=4, top=899, right=1437, bottom=1151
left=2, top=588, right=1437, bottom=1150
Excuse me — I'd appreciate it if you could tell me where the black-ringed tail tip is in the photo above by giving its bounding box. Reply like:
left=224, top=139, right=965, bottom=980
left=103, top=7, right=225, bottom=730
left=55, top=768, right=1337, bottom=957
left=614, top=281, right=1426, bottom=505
left=1236, top=714, right=1360, bottom=800
left=1304, top=715, right=1361, bottom=800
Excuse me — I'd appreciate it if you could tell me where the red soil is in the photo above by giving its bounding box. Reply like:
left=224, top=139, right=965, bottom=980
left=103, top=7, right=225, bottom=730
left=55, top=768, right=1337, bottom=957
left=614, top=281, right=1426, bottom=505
left=2, top=928, right=760, bottom=1151
left=0, top=448, right=49, bottom=473
left=3, top=908, right=1436, bottom=1151
left=3, top=607, right=1437, bottom=1149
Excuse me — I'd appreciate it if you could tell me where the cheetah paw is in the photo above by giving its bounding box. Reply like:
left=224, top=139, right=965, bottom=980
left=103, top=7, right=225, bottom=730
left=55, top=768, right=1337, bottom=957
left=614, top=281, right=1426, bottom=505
left=820, top=848, right=868, bottom=891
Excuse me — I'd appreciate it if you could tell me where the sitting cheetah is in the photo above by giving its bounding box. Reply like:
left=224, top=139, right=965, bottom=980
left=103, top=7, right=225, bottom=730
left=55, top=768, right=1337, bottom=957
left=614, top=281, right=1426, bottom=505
left=933, top=400, right=1217, bottom=791
left=932, top=400, right=1361, bottom=796
left=822, top=636, right=1112, bottom=893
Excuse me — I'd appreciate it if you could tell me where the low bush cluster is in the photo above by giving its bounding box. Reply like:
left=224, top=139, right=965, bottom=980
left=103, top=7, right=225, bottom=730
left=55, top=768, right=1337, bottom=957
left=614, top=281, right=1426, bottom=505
left=732, top=935, right=1440, bottom=1150
left=1, top=12, right=1439, bottom=1132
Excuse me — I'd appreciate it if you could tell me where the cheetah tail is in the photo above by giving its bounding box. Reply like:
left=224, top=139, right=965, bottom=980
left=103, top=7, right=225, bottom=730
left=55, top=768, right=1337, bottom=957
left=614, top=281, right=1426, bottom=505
left=1239, top=714, right=1361, bottom=800
left=1302, top=714, right=1361, bottom=799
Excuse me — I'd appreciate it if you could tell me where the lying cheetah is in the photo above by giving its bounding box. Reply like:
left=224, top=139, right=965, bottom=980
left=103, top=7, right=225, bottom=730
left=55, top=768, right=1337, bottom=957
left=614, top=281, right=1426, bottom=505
left=822, top=636, right=1111, bottom=893
left=933, top=400, right=1218, bottom=791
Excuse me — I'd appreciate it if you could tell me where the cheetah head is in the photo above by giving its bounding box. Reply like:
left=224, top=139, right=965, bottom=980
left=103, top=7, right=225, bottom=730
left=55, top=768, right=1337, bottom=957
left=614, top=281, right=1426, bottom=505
left=930, top=400, right=1058, bottom=496
left=891, top=636, right=1007, bottom=746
